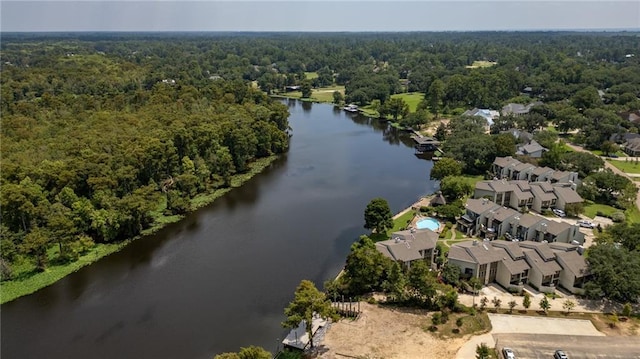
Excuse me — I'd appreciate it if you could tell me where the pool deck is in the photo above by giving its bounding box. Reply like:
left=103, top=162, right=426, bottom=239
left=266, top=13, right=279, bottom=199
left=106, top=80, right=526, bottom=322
left=392, top=195, right=446, bottom=233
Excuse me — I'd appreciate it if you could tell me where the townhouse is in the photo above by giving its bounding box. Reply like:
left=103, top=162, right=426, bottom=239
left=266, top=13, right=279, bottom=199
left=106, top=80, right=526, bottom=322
left=375, top=228, right=438, bottom=269
left=448, top=239, right=590, bottom=294
left=457, top=198, right=584, bottom=244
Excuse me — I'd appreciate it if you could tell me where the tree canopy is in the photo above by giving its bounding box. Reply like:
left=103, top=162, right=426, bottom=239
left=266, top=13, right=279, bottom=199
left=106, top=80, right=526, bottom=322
left=364, top=198, right=394, bottom=234
left=283, top=280, right=336, bottom=349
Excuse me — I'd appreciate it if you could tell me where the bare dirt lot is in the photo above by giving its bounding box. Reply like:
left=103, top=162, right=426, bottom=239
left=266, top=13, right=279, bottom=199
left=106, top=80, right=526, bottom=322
left=316, top=302, right=468, bottom=359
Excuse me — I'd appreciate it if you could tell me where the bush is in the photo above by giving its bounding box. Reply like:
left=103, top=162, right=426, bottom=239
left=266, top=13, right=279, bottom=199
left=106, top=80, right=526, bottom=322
left=456, top=317, right=463, bottom=327
left=440, top=310, right=449, bottom=324
left=431, top=312, right=441, bottom=326
left=611, top=211, right=626, bottom=223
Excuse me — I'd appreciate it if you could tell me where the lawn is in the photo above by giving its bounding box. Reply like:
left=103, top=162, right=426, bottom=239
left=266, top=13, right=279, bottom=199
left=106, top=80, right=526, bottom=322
left=461, top=175, right=485, bottom=187
left=606, top=159, right=640, bottom=174
left=583, top=202, right=618, bottom=219
left=273, top=85, right=345, bottom=104
left=591, top=149, right=627, bottom=157
left=370, top=209, right=416, bottom=242
left=465, top=60, right=497, bottom=69
left=304, top=71, right=318, bottom=80
left=390, top=92, right=425, bottom=112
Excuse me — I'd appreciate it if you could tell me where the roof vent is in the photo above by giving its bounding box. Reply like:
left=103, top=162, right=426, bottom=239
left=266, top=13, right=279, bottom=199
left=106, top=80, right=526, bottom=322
left=482, top=244, right=489, bottom=251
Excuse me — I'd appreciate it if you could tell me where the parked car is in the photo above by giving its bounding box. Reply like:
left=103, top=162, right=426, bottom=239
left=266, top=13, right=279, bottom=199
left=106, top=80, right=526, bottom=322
left=554, top=349, right=569, bottom=359
left=577, top=219, right=595, bottom=228
left=502, top=347, right=516, bottom=359
left=552, top=208, right=566, bottom=217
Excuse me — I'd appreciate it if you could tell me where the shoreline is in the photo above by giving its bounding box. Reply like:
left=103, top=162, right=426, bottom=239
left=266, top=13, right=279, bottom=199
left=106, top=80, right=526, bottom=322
left=0, top=155, right=281, bottom=305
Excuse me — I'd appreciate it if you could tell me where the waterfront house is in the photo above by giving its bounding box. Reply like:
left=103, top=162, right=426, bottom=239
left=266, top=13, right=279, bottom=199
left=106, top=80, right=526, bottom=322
left=462, top=108, right=500, bottom=132
left=448, top=240, right=588, bottom=293
left=456, top=198, right=501, bottom=236
left=375, top=228, right=438, bottom=268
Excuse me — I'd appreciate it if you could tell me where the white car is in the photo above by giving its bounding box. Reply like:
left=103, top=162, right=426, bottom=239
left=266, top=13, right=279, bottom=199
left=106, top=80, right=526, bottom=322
left=552, top=208, right=566, bottom=217
left=502, top=347, right=516, bottom=359
left=577, top=220, right=595, bottom=228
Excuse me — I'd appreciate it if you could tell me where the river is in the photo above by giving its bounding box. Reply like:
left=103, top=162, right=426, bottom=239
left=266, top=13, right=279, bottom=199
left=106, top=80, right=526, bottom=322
left=1, top=100, right=437, bottom=359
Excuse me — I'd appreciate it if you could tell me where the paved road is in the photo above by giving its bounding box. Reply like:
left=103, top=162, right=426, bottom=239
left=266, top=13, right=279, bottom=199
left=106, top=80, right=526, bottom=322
left=494, top=333, right=640, bottom=359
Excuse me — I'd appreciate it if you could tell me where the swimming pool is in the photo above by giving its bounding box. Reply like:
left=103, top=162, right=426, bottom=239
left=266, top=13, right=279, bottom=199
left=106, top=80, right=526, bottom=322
left=415, top=217, right=440, bottom=231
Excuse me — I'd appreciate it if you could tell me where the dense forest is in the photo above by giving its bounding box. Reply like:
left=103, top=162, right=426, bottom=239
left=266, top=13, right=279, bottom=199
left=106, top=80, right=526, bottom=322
left=1, top=32, right=639, bottom=294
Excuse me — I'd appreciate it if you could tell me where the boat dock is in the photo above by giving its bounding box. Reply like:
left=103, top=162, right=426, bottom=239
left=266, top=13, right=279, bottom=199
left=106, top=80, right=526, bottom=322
left=411, top=134, right=441, bottom=154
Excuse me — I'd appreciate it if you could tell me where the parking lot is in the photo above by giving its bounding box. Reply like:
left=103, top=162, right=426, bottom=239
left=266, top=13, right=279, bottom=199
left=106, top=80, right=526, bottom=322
left=495, top=333, right=640, bottom=359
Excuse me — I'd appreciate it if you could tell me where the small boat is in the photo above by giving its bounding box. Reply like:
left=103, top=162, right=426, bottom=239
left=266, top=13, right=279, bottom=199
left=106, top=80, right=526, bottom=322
left=343, top=104, right=359, bottom=113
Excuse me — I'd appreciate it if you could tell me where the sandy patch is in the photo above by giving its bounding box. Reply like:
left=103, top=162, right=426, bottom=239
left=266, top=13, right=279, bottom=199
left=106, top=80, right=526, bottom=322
left=316, top=302, right=466, bottom=359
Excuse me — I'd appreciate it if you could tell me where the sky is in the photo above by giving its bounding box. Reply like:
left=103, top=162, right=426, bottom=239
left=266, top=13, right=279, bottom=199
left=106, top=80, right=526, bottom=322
left=1, top=1, right=639, bottom=32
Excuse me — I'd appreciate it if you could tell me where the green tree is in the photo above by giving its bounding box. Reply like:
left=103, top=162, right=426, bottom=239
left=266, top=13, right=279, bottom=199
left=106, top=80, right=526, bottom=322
left=539, top=296, right=551, bottom=314
left=407, top=260, right=437, bottom=307
left=427, top=79, right=445, bottom=118
left=332, top=90, right=344, bottom=104
left=430, top=157, right=462, bottom=180
left=213, top=346, right=271, bottom=359
left=562, top=299, right=575, bottom=315
left=491, top=296, right=502, bottom=312
left=559, top=151, right=604, bottom=178
left=479, top=296, right=488, bottom=311
left=585, top=243, right=640, bottom=302
left=522, top=292, right=531, bottom=310
left=364, top=197, right=394, bottom=234
left=439, top=176, right=473, bottom=201
left=343, top=236, right=392, bottom=294
left=441, top=263, right=461, bottom=287
left=533, top=130, right=559, bottom=149
left=508, top=300, right=517, bottom=314
left=19, top=227, right=50, bottom=271
left=382, top=261, right=408, bottom=302
left=600, top=141, right=619, bottom=156
left=572, top=86, right=601, bottom=110
left=493, top=133, right=516, bottom=157
left=476, top=343, right=490, bottom=359
left=283, top=280, right=335, bottom=349
left=384, top=97, right=410, bottom=121
left=300, top=81, right=312, bottom=98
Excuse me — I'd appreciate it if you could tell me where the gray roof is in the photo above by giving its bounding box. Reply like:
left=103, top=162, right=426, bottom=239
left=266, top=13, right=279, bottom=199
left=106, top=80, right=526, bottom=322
left=493, top=156, right=521, bottom=169
left=491, top=207, right=519, bottom=222
left=519, top=241, right=556, bottom=261
left=512, top=180, right=532, bottom=191
left=556, top=251, right=589, bottom=277
left=549, top=242, right=579, bottom=252
left=518, top=213, right=544, bottom=228
left=466, top=198, right=501, bottom=215
left=551, top=171, right=573, bottom=181
left=625, top=138, right=640, bottom=151
left=491, top=240, right=525, bottom=259
left=553, top=186, right=583, bottom=204
left=532, top=166, right=554, bottom=176
left=545, top=220, right=570, bottom=236
left=447, top=245, right=475, bottom=263
left=501, top=255, right=531, bottom=275
left=530, top=184, right=557, bottom=201
left=453, top=241, right=505, bottom=265
left=512, top=186, right=534, bottom=200
left=518, top=140, right=547, bottom=155
left=513, top=163, right=536, bottom=172
left=522, top=248, right=562, bottom=276
left=475, top=181, right=493, bottom=192
left=430, top=192, right=447, bottom=206
left=376, top=229, right=438, bottom=263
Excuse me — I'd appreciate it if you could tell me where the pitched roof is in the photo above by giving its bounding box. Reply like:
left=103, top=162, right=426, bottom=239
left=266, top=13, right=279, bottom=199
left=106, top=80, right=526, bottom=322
left=548, top=242, right=579, bottom=251
left=447, top=245, right=475, bottom=263
left=532, top=166, right=554, bottom=176
left=430, top=192, right=447, bottom=206
left=376, top=229, right=438, bottom=263
left=491, top=207, right=519, bottom=222
left=518, top=140, right=547, bottom=154
left=625, top=138, right=640, bottom=152
left=556, top=251, right=589, bottom=277
left=501, top=255, right=531, bottom=275
left=550, top=171, right=573, bottom=181
left=519, top=241, right=556, bottom=261
left=545, top=220, right=570, bottom=236
left=530, top=184, right=557, bottom=201
left=465, top=198, right=501, bottom=215
left=518, top=213, right=544, bottom=228
left=493, top=156, right=521, bottom=169
left=513, top=163, right=536, bottom=172
left=491, top=240, right=525, bottom=259
left=553, top=186, right=583, bottom=204
left=522, top=248, right=562, bottom=276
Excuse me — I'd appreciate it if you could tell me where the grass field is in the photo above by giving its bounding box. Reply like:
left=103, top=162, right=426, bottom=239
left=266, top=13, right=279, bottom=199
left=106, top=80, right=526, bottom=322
left=465, top=60, right=497, bottom=69
left=390, top=92, right=425, bottom=112
left=591, top=149, right=627, bottom=157
left=273, top=85, right=345, bottom=104
left=583, top=202, right=618, bottom=219
left=304, top=71, right=318, bottom=80
left=606, top=159, right=640, bottom=174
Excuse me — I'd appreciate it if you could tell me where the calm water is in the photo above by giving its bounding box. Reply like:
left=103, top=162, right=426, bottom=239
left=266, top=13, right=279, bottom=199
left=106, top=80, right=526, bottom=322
left=1, top=100, right=437, bottom=359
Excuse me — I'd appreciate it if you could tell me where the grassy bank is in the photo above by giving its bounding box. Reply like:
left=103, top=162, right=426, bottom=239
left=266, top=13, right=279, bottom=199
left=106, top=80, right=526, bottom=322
left=0, top=155, right=280, bottom=304
left=272, top=85, right=345, bottom=104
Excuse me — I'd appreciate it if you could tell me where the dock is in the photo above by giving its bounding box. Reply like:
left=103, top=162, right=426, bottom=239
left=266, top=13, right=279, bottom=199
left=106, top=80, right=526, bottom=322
left=411, top=134, right=441, bottom=154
